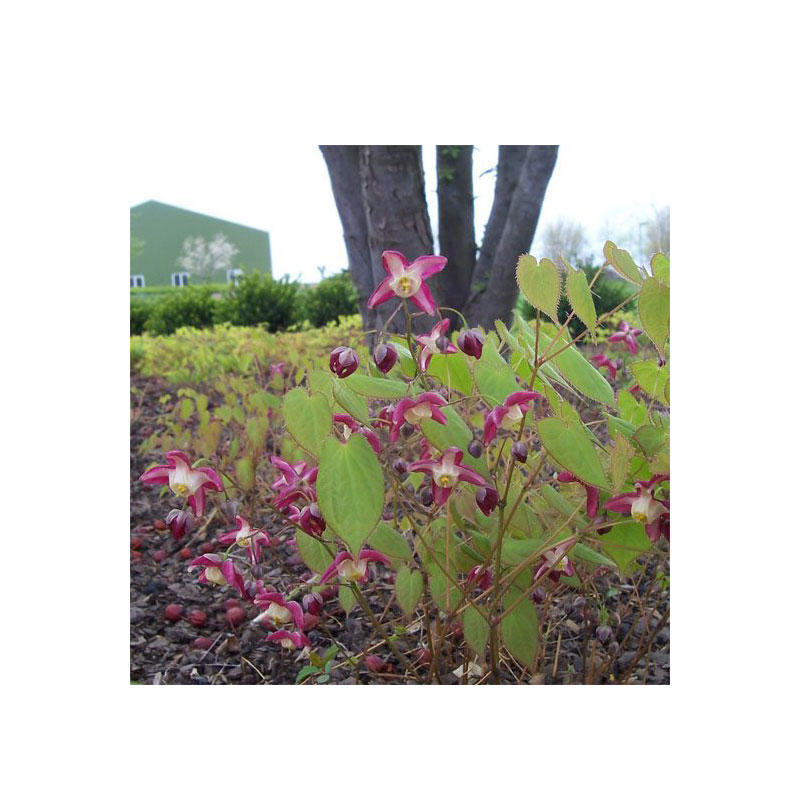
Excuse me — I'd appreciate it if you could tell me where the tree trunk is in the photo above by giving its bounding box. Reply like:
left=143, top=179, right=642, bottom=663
left=359, top=145, right=434, bottom=331
left=319, top=145, right=375, bottom=329
left=464, top=146, right=559, bottom=329
left=320, top=144, right=558, bottom=334
left=430, top=146, right=476, bottom=322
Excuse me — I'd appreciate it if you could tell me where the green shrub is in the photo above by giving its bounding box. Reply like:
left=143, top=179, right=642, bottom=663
left=517, top=261, right=636, bottom=338
left=145, top=287, right=218, bottom=336
left=303, top=271, right=359, bottom=327
left=130, top=299, right=151, bottom=336
left=216, top=272, right=300, bottom=331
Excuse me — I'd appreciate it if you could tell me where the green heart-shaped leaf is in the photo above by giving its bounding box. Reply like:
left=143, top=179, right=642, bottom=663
left=537, top=416, right=610, bottom=488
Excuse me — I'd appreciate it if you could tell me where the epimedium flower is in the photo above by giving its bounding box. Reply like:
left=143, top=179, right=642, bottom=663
left=269, top=455, right=318, bottom=511
left=367, top=250, right=447, bottom=315
left=416, top=318, right=458, bottom=372
left=407, top=446, right=485, bottom=505
left=475, top=485, right=499, bottom=516
left=608, top=321, right=642, bottom=355
left=333, top=413, right=381, bottom=454
left=605, top=474, right=670, bottom=543
left=467, top=565, right=493, bottom=592
left=390, top=392, right=448, bottom=443
left=373, top=342, right=399, bottom=374
left=535, top=541, right=576, bottom=583
left=217, top=515, right=271, bottom=564
left=557, top=471, right=600, bottom=518
left=590, top=354, right=623, bottom=381
left=140, top=451, right=224, bottom=517
left=287, top=502, right=326, bottom=536
left=319, top=549, right=392, bottom=585
left=457, top=328, right=485, bottom=359
left=165, top=509, right=195, bottom=542
left=254, top=590, right=306, bottom=629
left=329, top=346, right=359, bottom=378
left=266, top=630, right=311, bottom=651
left=188, top=554, right=247, bottom=598
left=483, top=391, right=542, bottom=446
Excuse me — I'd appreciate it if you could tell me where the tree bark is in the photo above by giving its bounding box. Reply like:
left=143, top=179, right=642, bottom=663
left=358, top=145, right=434, bottom=331
left=430, top=146, right=476, bottom=321
left=464, top=145, right=559, bottom=329
left=319, top=145, right=375, bottom=329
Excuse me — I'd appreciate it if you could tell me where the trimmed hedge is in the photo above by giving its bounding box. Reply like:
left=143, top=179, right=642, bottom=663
left=130, top=270, right=359, bottom=336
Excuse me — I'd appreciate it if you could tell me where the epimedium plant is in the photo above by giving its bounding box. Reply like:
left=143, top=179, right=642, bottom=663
left=138, top=241, right=670, bottom=684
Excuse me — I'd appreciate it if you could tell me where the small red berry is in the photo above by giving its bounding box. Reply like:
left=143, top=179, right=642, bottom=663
left=192, top=637, right=214, bottom=649
left=187, top=610, right=207, bottom=628
left=199, top=542, right=216, bottom=555
left=130, top=537, right=143, bottom=549
left=165, top=604, right=184, bottom=622
left=179, top=548, right=193, bottom=560
left=153, top=520, right=167, bottom=531
left=365, top=655, right=389, bottom=673
left=152, top=549, right=168, bottom=563
left=226, top=607, right=245, bottom=627
left=223, top=599, right=241, bottom=611
left=130, top=550, right=142, bottom=562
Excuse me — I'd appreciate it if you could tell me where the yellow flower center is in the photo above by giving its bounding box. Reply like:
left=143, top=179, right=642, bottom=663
left=438, top=474, right=452, bottom=487
left=399, top=276, right=413, bottom=293
left=204, top=566, right=226, bottom=586
left=173, top=483, right=188, bottom=496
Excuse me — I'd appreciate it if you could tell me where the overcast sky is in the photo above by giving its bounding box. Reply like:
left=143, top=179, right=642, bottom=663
left=129, top=144, right=669, bottom=282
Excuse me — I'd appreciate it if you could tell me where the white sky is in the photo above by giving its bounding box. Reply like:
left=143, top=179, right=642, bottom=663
left=129, top=144, right=669, bottom=282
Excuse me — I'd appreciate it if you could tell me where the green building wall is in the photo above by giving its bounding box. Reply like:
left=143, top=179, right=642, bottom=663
left=130, top=201, right=271, bottom=287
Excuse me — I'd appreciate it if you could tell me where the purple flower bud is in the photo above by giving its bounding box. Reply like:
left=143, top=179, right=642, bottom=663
left=393, top=459, right=408, bottom=475
left=303, top=591, right=324, bottom=616
left=467, top=440, right=483, bottom=459
left=420, top=487, right=434, bottom=507
left=467, top=565, right=493, bottom=591
left=572, top=596, right=586, bottom=612
left=329, top=346, right=359, bottom=378
left=435, top=335, right=451, bottom=353
left=511, top=441, right=528, bottom=463
left=373, top=342, right=398, bottom=374
left=533, top=587, right=546, bottom=604
left=457, top=328, right=485, bottom=359
left=165, top=509, right=195, bottom=542
left=475, top=485, right=499, bottom=516
left=596, top=625, right=613, bottom=643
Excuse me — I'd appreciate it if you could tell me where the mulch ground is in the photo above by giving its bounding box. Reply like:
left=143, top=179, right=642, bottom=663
left=130, top=371, right=669, bottom=685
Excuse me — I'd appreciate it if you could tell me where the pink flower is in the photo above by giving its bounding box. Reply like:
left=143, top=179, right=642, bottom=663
left=269, top=456, right=318, bottom=511
left=373, top=342, right=399, bottom=374
left=605, top=474, right=670, bottom=543
left=475, top=485, right=499, bottom=516
left=188, top=554, right=247, bottom=597
left=254, top=590, right=306, bottom=629
left=367, top=250, right=447, bottom=315
left=390, top=392, right=447, bottom=443
left=467, top=565, right=493, bottom=591
left=329, top=346, right=359, bottom=378
left=140, top=451, right=224, bottom=517
left=557, top=471, right=601, bottom=517
left=319, top=549, right=392, bottom=585
left=165, top=509, right=195, bottom=542
left=415, top=318, right=458, bottom=372
left=483, top=391, right=542, bottom=445
left=535, top=541, right=576, bottom=583
left=457, top=328, right=485, bottom=359
left=302, top=591, right=324, bottom=616
left=608, top=321, right=642, bottom=355
left=266, top=630, right=311, bottom=650
left=590, top=354, right=622, bottom=381
left=407, top=447, right=485, bottom=505
left=287, top=502, right=326, bottom=536
left=217, top=515, right=271, bottom=564
left=333, top=413, right=381, bottom=454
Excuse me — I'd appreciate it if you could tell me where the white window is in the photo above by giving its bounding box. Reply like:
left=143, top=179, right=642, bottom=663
left=171, top=272, right=190, bottom=287
left=226, top=268, right=244, bottom=285
left=130, top=275, right=145, bottom=288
